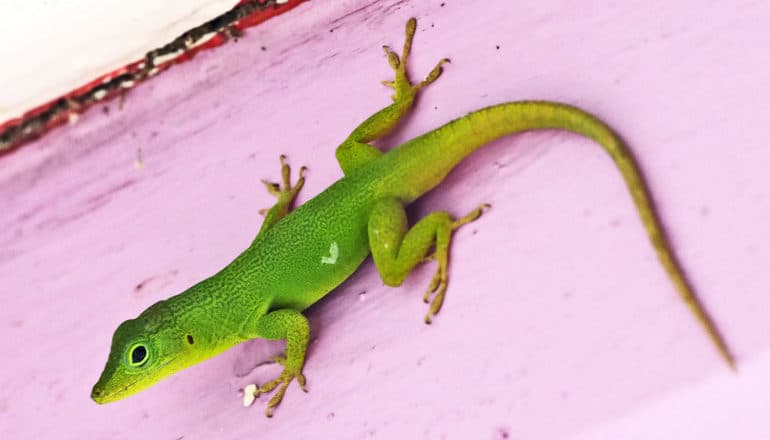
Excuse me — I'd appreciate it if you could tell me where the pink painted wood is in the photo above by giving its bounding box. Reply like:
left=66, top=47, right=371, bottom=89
left=2, top=1, right=769, bottom=438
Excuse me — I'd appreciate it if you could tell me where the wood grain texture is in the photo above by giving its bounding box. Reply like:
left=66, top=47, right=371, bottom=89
left=2, top=0, right=769, bottom=438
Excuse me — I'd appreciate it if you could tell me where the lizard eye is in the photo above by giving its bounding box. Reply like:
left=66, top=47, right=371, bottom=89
left=128, top=344, right=148, bottom=366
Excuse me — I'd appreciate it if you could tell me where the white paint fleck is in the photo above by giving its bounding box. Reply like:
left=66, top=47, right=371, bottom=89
left=242, top=383, right=258, bottom=407
left=67, top=112, right=79, bottom=124
left=321, top=242, right=339, bottom=265
left=93, top=89, right=107, bottom=100
left=121, top=80, right=135, bottom=89
left=277, top=0, right=289, bottom=4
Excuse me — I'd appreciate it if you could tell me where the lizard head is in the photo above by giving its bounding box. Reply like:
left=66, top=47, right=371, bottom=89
left=91, top=301, right=191, bottom=404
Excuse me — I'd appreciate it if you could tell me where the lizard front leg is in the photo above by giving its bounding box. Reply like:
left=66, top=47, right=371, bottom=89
left=244, top=309, right=310, bottom=417
left=336, top=17, right=449, bottom=175
left=253, top=155, right=306, bottom=242
left=368, top=197, right=489, bottom=323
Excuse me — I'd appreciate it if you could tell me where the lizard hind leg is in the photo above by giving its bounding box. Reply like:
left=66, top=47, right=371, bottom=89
left=368, top=198, right=490, bottom=324
left=422, top=203, right=490, bottom=323
left=382, top=17, right=450, bottom=103
left=335, top=18, right=449, bottom=176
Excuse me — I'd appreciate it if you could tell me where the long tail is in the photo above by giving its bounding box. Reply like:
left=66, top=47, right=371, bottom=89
left=422, top=100, right=735, bottom=368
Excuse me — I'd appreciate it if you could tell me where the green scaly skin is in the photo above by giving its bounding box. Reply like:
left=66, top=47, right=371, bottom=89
left=92, top=18, right=734, bottom=417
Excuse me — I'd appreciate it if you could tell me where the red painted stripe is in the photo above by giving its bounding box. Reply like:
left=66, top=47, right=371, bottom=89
left=0, top=0, right=308, bottom=155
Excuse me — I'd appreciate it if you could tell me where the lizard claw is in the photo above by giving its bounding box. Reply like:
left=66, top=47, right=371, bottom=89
left=257, top=362, right=309, bottom=418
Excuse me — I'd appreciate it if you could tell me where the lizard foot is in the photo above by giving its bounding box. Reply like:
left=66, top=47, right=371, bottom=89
left=422, top=203, right=491, bottom=324
left=256, top=356, right=308, bottom=418
left=381, top=18, right=450, bottom=104
left=451, top=203, right=490, bottom=230
left=259, top=155, right=307, bottom=215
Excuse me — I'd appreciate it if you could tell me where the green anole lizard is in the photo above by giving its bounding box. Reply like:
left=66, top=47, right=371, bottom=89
left=92, top=18, right=734, bottom=417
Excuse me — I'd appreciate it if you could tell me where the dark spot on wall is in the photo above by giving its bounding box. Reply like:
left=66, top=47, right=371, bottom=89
left=133, top=269, right=180, bottom=297
left=186, top=335, right=195, bottom=345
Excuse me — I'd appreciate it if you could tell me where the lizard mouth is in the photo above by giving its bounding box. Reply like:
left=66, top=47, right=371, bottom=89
left=91, top=357, right=177, bottom=404
left=91, top=377, right=143, bottom=404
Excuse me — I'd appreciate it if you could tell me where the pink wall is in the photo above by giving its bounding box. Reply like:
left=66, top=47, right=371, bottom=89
left=2, top=1, right=769, bottom=438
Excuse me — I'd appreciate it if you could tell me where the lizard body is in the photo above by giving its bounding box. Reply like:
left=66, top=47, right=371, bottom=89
left=93, top=18, right=733, bottom=417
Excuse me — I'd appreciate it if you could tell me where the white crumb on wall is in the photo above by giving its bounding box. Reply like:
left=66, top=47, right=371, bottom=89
left=242, top=383, right=258, bottom=407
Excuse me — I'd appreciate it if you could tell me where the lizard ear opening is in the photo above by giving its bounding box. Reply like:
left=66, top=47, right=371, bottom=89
left=186, top=334, right=194, bottom=345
